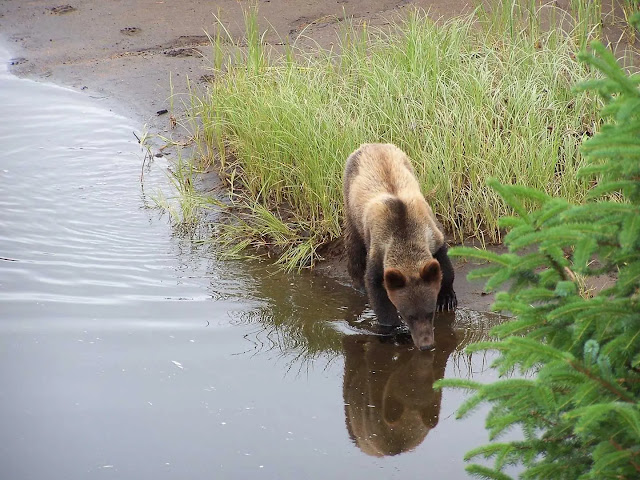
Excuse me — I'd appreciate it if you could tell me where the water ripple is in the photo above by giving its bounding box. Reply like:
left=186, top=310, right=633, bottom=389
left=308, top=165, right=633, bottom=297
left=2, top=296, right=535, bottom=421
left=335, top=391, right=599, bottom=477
left=0, top=57, right=239, bottom=327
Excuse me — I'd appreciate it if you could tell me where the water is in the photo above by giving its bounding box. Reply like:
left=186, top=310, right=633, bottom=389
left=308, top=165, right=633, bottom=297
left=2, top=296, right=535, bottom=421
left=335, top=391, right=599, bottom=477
left=0, top=47, right=508, bottom=479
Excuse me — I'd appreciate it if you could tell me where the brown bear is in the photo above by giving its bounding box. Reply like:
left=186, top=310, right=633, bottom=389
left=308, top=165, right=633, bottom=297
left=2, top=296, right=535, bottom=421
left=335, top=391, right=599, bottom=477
left=342, top=143, right=456, bottom=350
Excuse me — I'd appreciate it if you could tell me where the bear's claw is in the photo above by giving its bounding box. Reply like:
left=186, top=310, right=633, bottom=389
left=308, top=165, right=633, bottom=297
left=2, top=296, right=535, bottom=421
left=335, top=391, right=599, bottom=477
left=437, top=291, right=457, bottom=312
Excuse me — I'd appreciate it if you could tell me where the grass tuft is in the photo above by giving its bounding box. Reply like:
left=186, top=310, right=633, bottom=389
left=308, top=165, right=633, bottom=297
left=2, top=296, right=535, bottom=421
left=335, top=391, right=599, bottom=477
left=184, top=4, right=625, bottom=270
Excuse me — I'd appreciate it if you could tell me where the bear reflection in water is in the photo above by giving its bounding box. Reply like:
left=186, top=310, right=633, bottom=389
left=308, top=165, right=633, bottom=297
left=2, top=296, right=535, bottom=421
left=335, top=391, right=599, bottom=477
left=342, top=314, right=458, bottom=456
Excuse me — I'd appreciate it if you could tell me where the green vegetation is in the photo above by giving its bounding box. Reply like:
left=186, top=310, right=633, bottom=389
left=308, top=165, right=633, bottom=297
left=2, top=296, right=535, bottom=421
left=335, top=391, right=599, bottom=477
left=151, top=154, right=220, bottom=231
left=184, top=4, right=621, bottom=270
left=437, top=13, right=640, bottom=479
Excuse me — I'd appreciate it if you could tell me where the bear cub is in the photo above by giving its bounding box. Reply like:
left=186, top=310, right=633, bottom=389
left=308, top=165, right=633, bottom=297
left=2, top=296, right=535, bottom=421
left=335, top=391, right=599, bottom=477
left=342, top=143, right=457, bottom=350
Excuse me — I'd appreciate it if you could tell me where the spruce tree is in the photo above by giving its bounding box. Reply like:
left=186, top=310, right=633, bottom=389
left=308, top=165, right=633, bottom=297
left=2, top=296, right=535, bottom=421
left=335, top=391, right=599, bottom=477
left=437, top=14, right=640, bottom=480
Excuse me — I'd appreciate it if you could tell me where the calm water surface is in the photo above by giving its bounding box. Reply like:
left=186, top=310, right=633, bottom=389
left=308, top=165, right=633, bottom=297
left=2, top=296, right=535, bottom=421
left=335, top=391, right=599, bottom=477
left=0, top=48, right=506, bottom=479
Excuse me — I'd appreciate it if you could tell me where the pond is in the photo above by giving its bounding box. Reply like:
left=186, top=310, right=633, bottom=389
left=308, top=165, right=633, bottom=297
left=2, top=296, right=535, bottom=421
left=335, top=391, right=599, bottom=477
left=0, top=47, right=508, bottom=479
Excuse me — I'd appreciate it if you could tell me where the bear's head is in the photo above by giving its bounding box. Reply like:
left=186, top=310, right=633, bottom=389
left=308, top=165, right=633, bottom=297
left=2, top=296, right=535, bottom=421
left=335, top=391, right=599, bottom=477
left=383, top=259, right=442, bottom=350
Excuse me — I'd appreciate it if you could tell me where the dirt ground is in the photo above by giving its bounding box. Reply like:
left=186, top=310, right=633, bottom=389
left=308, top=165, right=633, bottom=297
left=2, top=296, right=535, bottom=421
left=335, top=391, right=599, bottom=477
left=1, top=0, right=504, bottom=311
left=1, top=0, right=473, bottom=131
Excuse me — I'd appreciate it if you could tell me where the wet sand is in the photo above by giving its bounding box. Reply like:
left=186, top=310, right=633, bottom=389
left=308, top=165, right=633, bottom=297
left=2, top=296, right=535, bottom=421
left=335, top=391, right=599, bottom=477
left=1, top=1, right=471, bottom=129
left=0, top=0, right=500, bottom=311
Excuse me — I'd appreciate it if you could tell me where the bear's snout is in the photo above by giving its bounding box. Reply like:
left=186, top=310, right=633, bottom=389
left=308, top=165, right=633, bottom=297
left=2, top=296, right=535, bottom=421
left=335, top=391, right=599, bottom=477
left=412, top=333, right=435, bottom=351
left=405, top=318, right=435, bottom=351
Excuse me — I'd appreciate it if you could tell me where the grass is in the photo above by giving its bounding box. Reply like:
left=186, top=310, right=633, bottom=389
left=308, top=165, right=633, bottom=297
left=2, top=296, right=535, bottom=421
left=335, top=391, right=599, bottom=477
left=179, top=2, right=638, bottom=271
left=151, top=153, right=216, bottom=228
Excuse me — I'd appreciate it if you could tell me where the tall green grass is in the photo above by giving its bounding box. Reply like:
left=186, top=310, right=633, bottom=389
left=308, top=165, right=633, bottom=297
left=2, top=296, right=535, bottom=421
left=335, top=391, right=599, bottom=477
left=188, top=6, right=607, bottom=270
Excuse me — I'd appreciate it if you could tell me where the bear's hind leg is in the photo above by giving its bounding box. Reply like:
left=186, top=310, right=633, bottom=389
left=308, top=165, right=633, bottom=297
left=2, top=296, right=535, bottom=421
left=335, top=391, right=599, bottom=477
left=344, top=215, right=367, bottom=291
left=434, top=244, right=457, bottom=311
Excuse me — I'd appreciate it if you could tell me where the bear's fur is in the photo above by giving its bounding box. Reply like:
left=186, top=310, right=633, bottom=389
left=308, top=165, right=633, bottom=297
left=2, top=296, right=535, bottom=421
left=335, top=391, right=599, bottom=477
left=342, top=143, right=456, bottom=350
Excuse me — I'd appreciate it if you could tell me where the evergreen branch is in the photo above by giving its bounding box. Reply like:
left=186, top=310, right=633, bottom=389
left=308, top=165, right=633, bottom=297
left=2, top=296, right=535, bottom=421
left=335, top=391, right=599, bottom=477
left=567, top=403, right=640, bottom=438
left=609, top=438, right=640, bottom=474
left=449, top=246, right=515, bottom=266
left=467, top=266, right=503, bottom=280
left=528, top=409, right=560, bottom=429
left=567, top=360, right=635, bottom=403
left=587, top=180, right=639, bottom=198
left=434, top=377, right=483, bottom=391
left=504, top=337, right=572, bottom=362
left=545, top=252, right=575, bottom=284
left=578, top=41, right=639, bottom=97
left=442, top=16, right=640, bottom=479
left=487, top=179, right=531, bottom=220
left=463, top=442, right=531, bottom=462
left=466, top=464, right=515, bottom=480
left=498, top=216, right=525, bottom=229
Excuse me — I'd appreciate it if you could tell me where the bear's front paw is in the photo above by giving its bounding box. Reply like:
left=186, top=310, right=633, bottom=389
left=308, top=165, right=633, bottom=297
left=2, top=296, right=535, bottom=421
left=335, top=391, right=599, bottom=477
left=437, top=290, right=457, bottom=312
left=352, top=279, right=366, bottom=294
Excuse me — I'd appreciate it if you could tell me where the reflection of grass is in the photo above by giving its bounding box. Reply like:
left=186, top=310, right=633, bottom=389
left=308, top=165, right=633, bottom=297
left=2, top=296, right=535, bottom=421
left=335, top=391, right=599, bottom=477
left=233, top=286, right=507, bottom=368
left=233, top=306, right=345, bottom=367
left=452, top=308, right=508, bottom=351
left=219, top=256, right=506, bottom=369
left=186, top=5, right=607, bottom=269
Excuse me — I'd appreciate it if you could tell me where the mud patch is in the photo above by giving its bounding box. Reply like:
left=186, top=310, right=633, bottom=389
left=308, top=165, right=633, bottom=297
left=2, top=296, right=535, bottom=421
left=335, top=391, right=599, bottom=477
left=48, top=5, right=76, bottom=15
left=164, top=48, right=201, bottom=58
left=131, top=36, right=211, bottom=57
left=169, top=35, right=210, bottom=47
left=199, top=74, right=216, bottom=83
left=289, top=15, right=341, bottom=36
left=9, top=57, right=27, bottom=66
left=120, top=27, right=142, bottom=36
left=8, top=34, right=29, bottom=43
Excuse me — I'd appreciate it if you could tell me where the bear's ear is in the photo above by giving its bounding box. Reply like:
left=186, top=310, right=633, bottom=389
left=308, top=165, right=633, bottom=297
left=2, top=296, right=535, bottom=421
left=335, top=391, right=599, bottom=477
left=384, top=268, right=407, bottom=290
left=420, top=260, right=441, bottom=283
